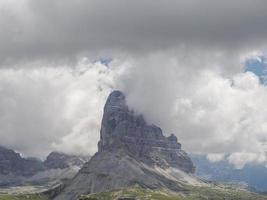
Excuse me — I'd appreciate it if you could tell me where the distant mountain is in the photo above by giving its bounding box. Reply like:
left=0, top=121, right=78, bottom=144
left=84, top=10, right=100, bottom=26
left=54, top=90, right=200, bottom=200
left=191, top=154, right=267, bottom=192
left=0, top=146, right=44, bottom=177
left=0, top=146, right=90, bottom=187
left=44, top=152, right=90, bottom=169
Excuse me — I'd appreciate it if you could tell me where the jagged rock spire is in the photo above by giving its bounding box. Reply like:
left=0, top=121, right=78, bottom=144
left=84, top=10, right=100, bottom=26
left=98, top=90, right=194, bottom=172
left=54, top=90, right=197, bottom=200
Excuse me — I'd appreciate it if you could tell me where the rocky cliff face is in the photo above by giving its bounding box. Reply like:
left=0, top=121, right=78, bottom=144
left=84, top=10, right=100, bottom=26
left=0, top=147, right=89, bottom=186
left=55, top=91, right=198, bottom=200
left=0, top=146, right=44, bottom=177
left=98, top=90, right=194, bottom=172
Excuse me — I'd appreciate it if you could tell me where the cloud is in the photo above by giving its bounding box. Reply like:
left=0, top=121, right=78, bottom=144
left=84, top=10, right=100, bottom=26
left=227, top=152, right=267, bottom=169
left=1, top=0, right=267, bottom=64
left=207, top=154, right=225, bottom=163
left=0, top=58, right=124, bottom=157
left=119, top=52, right=267, bottom=167
left=0, top=52, right=267, bottom=168
left=0, top=0, right=267, bottom=168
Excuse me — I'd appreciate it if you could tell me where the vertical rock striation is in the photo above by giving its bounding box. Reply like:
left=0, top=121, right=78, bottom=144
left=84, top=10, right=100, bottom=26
left=54, top=90, right=198, bottom=200
left=98, top=90, right=194, bottom=173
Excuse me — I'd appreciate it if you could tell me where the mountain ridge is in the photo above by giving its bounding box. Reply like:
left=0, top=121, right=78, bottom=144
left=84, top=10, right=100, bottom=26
left=0, top=146, right=89, bottom=187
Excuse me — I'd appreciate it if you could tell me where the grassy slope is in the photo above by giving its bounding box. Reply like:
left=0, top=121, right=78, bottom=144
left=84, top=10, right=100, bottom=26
left=0, top=194, right=49, bottom=200
left=80, top=185, right=267, bottom=200
left=1, top=185, right=266, bottom=200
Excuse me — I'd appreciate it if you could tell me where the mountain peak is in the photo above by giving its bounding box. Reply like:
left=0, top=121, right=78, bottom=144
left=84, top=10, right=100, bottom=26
left=54, top=90, right=197, bottom=200
left=98, top=90, right=193, bottom=172
left=105, top=90, right=126, bottom=107
left=0, top=146, right=44, bottom=177
left=103, top=90, right=128, bottom=115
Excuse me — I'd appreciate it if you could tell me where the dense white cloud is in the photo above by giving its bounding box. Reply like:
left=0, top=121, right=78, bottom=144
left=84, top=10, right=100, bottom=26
left=0, top=0, right=267, bottom=168
left=119, top=52, right=267, bottom=168
left=0, top=53, right=267, bottom=168
left=0, top=58, right=125, bottom=157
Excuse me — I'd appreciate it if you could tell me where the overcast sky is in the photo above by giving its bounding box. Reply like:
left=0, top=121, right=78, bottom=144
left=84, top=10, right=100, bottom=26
left=1, top=0, right=267, bottom=168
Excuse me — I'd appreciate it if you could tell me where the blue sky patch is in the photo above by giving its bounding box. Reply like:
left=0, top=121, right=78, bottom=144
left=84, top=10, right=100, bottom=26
left=99, top=58, right=112, bottom=66
left=245, top=55, right=267, bottom=85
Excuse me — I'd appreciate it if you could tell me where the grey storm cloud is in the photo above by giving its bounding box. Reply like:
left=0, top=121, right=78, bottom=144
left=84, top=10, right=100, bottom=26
left=1, top=0, right=267, bottom=64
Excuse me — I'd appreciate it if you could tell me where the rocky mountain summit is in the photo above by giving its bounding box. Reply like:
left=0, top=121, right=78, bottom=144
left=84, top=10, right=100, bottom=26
left=0, top=146, right=44, bottom=178
left=98, top=90, right=194, bottom=173
left=0, top=147, right=89, bottom=186
left=55, top=90, right=199, bottom=200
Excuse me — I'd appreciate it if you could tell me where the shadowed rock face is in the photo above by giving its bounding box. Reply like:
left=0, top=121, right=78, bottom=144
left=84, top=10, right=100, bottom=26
left=54, top=90, right=198, bottom=200
left=0, top=146, right=89, bottom=176
left=98, top=90, right=194, bottom=172
left=0, top=146, right=44, bottom=177
left=0, top=147, right=90, bottom=187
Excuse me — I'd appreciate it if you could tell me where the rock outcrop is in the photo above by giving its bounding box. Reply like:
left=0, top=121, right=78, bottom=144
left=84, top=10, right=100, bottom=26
left=44, top=152, right=90, bottom=169
left=54, top=90, right=198, bottom=200
left=98, top=90, right=194, bottom=172
left=0, top=146, right=44, bottom=177
left=0, top=147, right=89, bottom=187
